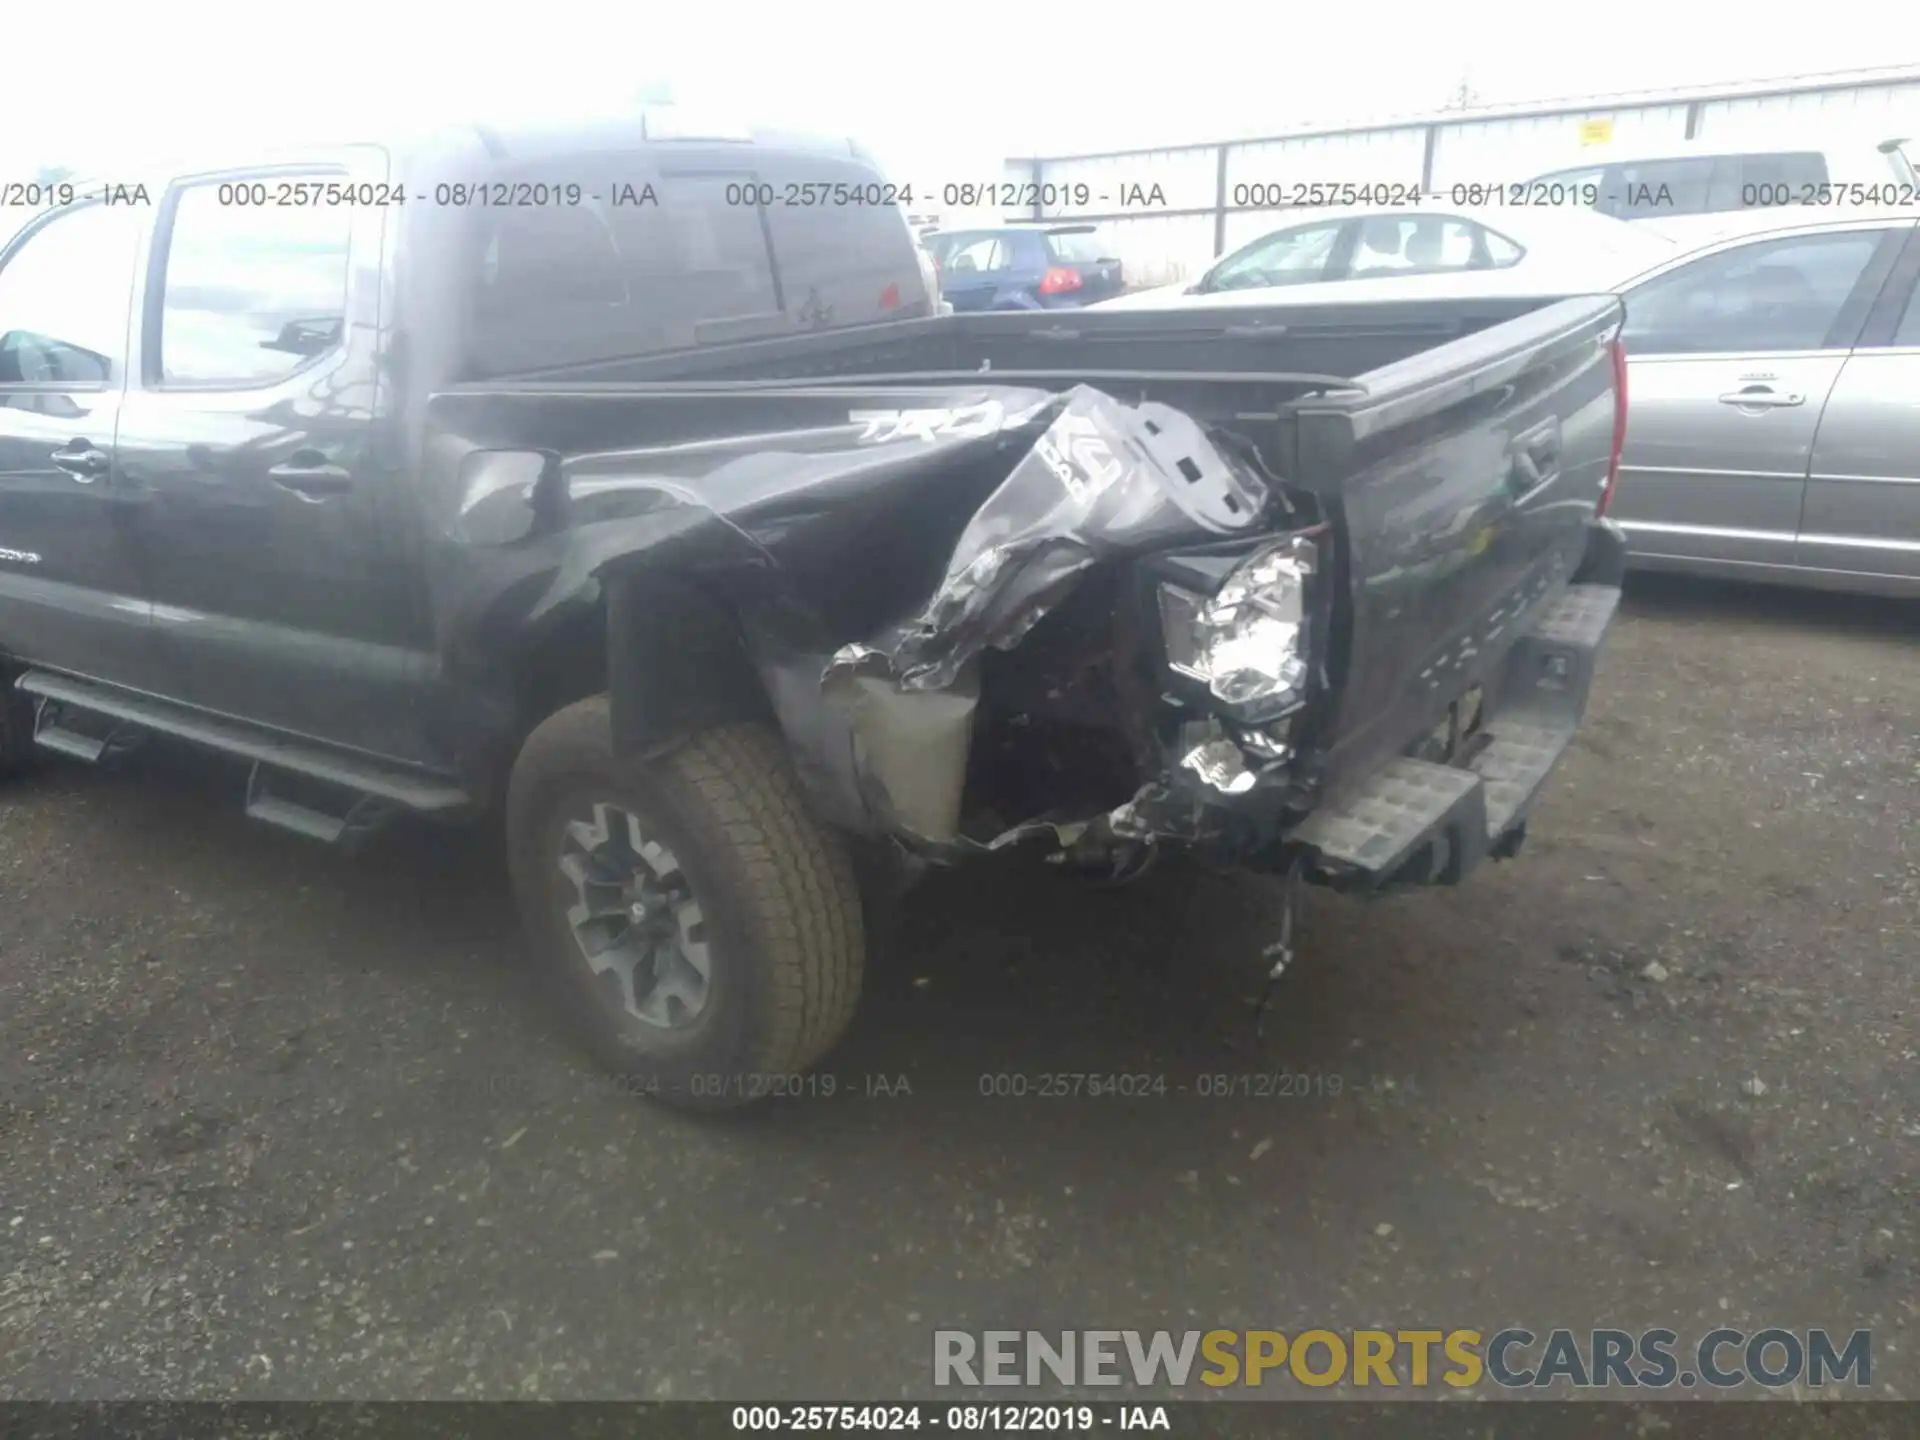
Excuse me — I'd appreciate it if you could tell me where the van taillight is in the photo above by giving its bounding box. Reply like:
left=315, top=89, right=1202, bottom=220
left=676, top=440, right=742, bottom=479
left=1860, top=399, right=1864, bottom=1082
left=880, top=282, right=901, bottom=310
left=1038, top=266, right=1083, bottom=296
left=1598, top=335, right=1629, bottom=517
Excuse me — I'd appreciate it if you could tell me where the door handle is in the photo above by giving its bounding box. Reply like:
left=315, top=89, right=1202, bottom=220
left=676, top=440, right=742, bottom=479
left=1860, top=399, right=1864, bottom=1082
left=49, top=441, right=110, bottom=482
left=1717, top=388, right=1804, bottom=409
left=267, top=453, right=353, bottom=501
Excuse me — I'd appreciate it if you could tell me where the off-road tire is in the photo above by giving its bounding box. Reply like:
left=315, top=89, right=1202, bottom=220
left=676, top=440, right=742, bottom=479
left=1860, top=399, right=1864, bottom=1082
left=505, top=700, right=865, bottom=1110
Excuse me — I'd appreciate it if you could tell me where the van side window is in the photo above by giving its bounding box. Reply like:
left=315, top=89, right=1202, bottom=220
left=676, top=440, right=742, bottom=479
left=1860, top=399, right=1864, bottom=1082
left=1590, top=152, right=1830, bottom=217
left=157, top=180, right=352, bottom=386
left=1723, top=152, right=1830, bottom=208
left=1601, top=158, right=1718, bottom=219
left=0, top=203, right=143, bottom=387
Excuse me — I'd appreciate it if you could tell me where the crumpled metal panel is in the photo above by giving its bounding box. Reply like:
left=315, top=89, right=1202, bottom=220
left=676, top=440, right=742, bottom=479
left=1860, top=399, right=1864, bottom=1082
left=422, top=380, right=1274, bottom=848
left=829, top=384, right=1269, bottom=692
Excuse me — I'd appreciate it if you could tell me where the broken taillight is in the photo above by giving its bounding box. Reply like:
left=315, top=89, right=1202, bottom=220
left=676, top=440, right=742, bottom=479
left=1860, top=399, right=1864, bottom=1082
left=1038, top=266, right=1083, bottom=296
left=1598, top=334, right=1628, bottom=517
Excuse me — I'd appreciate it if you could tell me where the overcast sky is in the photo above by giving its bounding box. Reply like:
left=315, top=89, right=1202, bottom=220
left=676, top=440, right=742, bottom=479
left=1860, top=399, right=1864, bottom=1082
left=3, top=0, right=1909, bottom=185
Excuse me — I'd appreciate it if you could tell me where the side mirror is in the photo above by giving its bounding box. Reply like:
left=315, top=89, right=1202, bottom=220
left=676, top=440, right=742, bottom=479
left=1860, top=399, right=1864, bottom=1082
left=35, top=393, right=85, bottom=420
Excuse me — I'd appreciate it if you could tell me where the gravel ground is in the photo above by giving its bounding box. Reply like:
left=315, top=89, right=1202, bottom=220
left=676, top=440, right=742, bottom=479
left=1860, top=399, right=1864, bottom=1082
left=0, top=574, right=1914, bottom=1401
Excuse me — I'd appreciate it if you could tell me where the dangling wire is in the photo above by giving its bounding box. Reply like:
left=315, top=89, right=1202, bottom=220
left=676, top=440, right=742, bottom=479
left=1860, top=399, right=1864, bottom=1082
left=1253, top=851, right=1307, bottom=1041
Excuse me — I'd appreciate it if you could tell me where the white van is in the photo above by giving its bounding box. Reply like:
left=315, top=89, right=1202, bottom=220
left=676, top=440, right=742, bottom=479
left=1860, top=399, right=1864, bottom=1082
left=1520, top=133, right=1917, bottom=243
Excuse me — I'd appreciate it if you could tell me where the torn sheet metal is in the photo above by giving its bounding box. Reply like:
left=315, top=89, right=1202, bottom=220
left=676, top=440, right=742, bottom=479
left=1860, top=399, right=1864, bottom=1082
left=829, top=385, right=1271, bottom=693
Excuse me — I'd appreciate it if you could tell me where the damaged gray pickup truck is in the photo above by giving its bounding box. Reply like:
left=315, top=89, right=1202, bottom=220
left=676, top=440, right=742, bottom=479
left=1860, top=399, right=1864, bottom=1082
left=0, top=122, right=1628, bottom=1107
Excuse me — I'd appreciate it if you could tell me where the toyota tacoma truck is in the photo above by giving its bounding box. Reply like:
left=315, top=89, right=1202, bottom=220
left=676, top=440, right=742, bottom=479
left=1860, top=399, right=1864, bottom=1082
left=0, top=119, right=1628, bottom=1108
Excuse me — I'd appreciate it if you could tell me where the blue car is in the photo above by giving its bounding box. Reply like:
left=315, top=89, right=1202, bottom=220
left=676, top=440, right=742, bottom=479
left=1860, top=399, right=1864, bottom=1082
left=922, top=224, right=1125, bottom=311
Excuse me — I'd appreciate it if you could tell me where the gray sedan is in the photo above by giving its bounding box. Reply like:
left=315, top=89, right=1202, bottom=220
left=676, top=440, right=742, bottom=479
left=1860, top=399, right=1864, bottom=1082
left=1098, top=205, right=1920, bottom=597
left=1610, top=209, right=1920, bottom=597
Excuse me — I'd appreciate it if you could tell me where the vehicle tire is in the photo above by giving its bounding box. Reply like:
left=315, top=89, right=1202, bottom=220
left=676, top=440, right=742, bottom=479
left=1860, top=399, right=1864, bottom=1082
left=505, top=699, right=865, bottom=1111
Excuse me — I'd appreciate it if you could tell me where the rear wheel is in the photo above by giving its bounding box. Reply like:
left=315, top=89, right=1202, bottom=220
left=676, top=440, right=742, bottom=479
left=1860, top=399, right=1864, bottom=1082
left=505, top=699, right=865, bottom=1110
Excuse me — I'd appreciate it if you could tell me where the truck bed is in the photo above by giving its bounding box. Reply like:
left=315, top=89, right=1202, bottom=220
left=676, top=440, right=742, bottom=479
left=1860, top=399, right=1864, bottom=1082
left=438, top=294, right=1624, bottom=810
left=465, top=294, right=1566, bottom=395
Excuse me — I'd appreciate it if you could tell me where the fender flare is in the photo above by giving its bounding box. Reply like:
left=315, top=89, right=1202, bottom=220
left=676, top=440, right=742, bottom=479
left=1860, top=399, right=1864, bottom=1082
left=602, top=568, right=774, bottom=760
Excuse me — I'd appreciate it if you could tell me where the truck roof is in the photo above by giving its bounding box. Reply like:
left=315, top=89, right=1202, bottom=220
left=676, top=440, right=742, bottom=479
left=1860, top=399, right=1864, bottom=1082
left=72, top=113, right=883, bottom=188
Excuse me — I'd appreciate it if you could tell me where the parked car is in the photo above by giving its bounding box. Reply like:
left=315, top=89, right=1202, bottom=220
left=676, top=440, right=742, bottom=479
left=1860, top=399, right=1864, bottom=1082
left=1605, top=208, right=1920, bottom=596
left=1092, top=203, right=1677, bottom=310
left=1099, top=198, right=1920, bottom=596
left=922, top=223, right=1125, bottom=310
left=0, top=121, right=1628, bottom=1109
left=1518, top=133, right=1918, bottom=244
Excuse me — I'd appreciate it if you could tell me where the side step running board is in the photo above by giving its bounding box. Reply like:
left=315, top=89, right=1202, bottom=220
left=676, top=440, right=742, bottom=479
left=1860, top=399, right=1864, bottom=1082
left=32, top=697, right=148, bottom=764
left=15, top=671, right=470, bottom=821
left=244, top=761, right=400, bottom=846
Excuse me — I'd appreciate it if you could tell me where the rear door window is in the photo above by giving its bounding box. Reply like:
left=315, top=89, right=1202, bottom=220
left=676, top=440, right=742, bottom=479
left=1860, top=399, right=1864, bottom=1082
left=156, top=179, right=353, bottom=386
left=943, top=236, right=1010, bottom=274
left=1345, top=215, right=1522, bottom=278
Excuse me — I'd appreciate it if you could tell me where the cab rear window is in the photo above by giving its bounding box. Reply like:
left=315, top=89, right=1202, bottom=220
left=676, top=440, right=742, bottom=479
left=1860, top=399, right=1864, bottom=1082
left=464, top=148, right=931, bottom=377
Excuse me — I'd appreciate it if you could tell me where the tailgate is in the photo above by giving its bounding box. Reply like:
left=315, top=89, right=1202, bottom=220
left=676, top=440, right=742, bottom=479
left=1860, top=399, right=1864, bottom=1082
left=1288, top=295, right=1625, bottom=799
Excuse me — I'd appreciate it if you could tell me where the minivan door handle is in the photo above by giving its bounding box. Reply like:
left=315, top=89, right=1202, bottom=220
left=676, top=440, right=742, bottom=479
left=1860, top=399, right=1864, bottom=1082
left=267, top=452, right=353, bottom=501
left=49, top=440, right=110, bottom=482
left=1717, top=386, right=1804, bottom=410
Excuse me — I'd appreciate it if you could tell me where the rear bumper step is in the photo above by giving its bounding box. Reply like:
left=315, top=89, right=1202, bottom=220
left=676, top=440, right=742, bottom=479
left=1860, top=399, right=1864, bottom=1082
left=1291, top=580, right=1620, bottom=880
